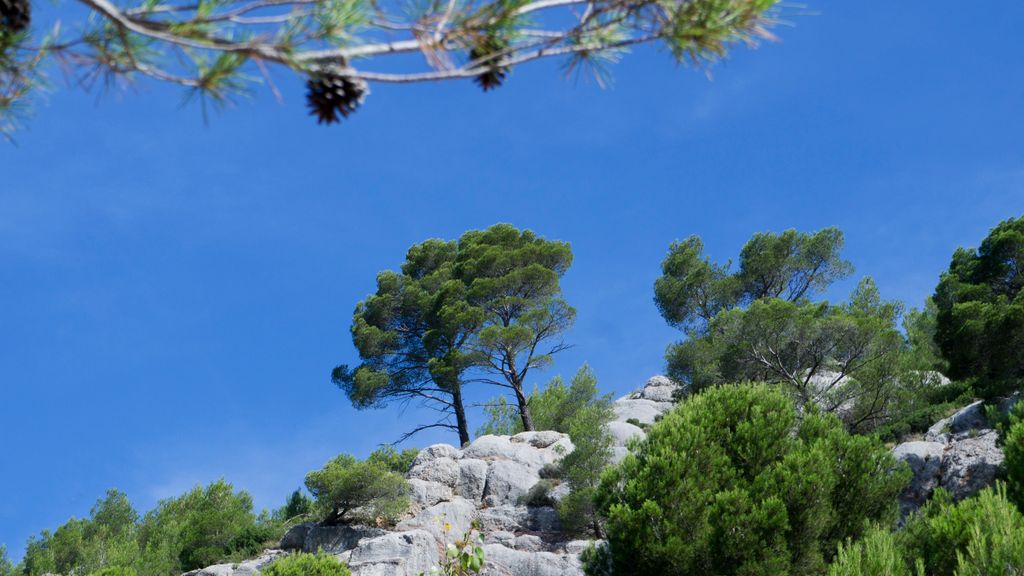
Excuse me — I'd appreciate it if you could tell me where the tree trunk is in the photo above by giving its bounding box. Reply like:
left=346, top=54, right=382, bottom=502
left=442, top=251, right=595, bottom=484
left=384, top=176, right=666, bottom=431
left=452, top=382, right=471, bottom=447
left=510, top=373, right=535, bottom=431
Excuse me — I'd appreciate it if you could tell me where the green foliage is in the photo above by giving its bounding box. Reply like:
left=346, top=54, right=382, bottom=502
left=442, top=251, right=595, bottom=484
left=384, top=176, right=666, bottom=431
left=304, top=453, right=410, bottom=526
left=21, top=490, right=141, bottom=576
left=592, top=384, right=908, bottom=576
left=833, top=485, right=1024, bottom=576
left=137, top=480, right=263, bottom=573
left=273, top=489, right=313, bottom=523
left=828, top=527, right=914, bottom=576
left=420, top=521, right=485, bottom=576
left=934, top=215, right=1024, bottom=399
left=476, top=395, right=520, bottom=437
left=366, top=445, right=420, bottom=475
left=1004, top=416, right=1024, bottom=510
left=88, top=567, right=139, bottom=576
left=658, top=228, right=949, bottom=436
left=0, top=546, right=13, bottom=576
left=654, top=228, right=852, bottom=334
left=454, top=224, right=575, bottom=431
left=262, top=552, right=352, bottom=576
left=333, top=236, right=479, bottom=445
left=477, top=365, right=615, bottom=533
left=336, top=223, right=573, bottom=444
left=519, top=480, right=556, bottom=507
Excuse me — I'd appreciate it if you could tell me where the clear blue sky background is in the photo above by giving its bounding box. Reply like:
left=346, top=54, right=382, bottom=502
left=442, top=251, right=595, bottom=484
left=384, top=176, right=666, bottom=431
left=2, top=0, right=1023, bottom=559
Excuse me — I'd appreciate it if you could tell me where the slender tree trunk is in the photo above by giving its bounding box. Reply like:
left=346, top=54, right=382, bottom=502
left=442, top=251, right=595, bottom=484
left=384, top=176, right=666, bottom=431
left=507, top=356, right=535, bottom=431
left=451, top=382, right=471, bottom=447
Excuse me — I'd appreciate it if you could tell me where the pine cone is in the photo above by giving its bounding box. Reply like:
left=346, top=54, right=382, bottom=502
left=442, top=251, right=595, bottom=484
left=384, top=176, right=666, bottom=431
left=1, top=0, right=31, bottom=33
left=305, top=71, right=368, bottom=125
left=469, top=45, right=509, bottom=92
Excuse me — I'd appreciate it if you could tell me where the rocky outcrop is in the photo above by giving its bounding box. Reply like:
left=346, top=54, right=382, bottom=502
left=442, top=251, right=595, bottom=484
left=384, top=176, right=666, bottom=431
left=183, top=550, right=288, bottom=576
left=188, top=375, right=678, bottom=576
left=893, top=399, right=1009, bottom=517
left=608, top=375, right=680, bottom=463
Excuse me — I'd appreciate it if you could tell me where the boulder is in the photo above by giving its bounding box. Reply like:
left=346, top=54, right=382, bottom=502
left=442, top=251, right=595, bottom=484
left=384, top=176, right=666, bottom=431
left=482, top=460, right=540, bottom=507
left=279, top=524, right=385, bottom=554
left=925, top=401, right=988, bottom=442
left=183, top=550, right=287, bottom=576
left=631, top=375, right=679, bottom=402
left=476, top=505, right=560, bottom=534
left=412, top=444, right=461, bottom=466
left=511, top=431, right=566, bottom=449
left=607, top=420, right=644, bottom=447
left=612, top=398, right=664, bottom=426
left=481, top=544, right=583, bottom=576
left=456, top=458, right=489, bottom=502
left=397, top=497, right=477, bottom=542
left=346, top=530, right=439, bottom=576
left=407, top=457, right=460, bottom=488
left=408, top=478, right=453, bottom=508
left=892, top=441, right=945, bottom=515
left=940, top=430, right=1004, bottom=501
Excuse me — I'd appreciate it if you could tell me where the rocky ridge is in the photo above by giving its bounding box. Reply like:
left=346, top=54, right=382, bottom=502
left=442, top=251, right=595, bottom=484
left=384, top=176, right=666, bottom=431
left=892, top=394, right=1017, bottom=517
left=185, top=376, right=681, bottom=576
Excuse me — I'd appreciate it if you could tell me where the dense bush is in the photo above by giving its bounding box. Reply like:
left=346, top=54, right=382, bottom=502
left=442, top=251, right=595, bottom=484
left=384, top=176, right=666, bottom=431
left=304, top=451, right=410, bottom=526
left=137, top=479, right=274, bottom=573
left=366, top=445, right=420, bottom=475
left=591, top=384, right=908, bottom=576
left=830, top=486, right=1024, bottom=576
left=934, top=215, right=1024, bottom=399
left=262, top=552, right=352, bottom=576
left=1003, top=414, right=1024, bottom=511
left=21, top=490, right=141, bottom=576
left=88, top=567, right=139, bottom=576
left=272, top=489, right=314, bottom=523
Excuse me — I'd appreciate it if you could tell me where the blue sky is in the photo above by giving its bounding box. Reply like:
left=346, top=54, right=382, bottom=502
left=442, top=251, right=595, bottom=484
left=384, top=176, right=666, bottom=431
left=2, top=0, right=1023, bottom=559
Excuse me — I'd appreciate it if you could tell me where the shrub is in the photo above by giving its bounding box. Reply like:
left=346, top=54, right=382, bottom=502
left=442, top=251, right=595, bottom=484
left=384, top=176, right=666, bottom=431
left=519, top=480, right=557, bottom=507
left=304, top=453, right=409, bottom=525
left=592, top=383, right=908, bottom=576
left=273, top=489, right=313, bottom=523
left=1005, top=416, right=1024, bottom=510
left=828, top=528, right=914, bottom=576
left=366, top=445, right=420, bottom=475
left=88, top=567, right=139, bottom=576
left=831, top=485, right=1024, bottom=576
left=138, top=479, right=258, bottom=573
left=262, top=552, right=352, bottom=576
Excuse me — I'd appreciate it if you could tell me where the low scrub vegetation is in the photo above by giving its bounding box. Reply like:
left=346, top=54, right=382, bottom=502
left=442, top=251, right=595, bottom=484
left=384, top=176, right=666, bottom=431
left=262, top=552, right=351, bottom=576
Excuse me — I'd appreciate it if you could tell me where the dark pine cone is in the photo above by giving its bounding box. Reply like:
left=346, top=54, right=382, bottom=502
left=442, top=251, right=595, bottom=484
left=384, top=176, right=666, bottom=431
left=469, top=38, right=509, bottom=92
left=1, top=0, right=31, bottom=33
left=305, top=71, right=368, bottom=125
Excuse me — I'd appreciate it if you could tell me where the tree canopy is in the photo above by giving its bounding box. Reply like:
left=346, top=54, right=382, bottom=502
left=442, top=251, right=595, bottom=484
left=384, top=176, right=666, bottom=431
left=335, top=223, right=573, bottom=443
left=934, top=215, right=1024, bottom=399
left=0, top=0, right=782, bottom=136
left=654, top=228, right=852, bottom=334
left=456, top=224, right=574, bottom=432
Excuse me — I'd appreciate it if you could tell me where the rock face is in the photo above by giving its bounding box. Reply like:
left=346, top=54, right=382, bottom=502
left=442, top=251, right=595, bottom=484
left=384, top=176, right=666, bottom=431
left=183, top=550, right=288, bottom=576
left=893, top=399, right=1010, bottom=517
left=608, top=376, right=680, bottom=463
left=187, top=375, right=679, bottom=576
